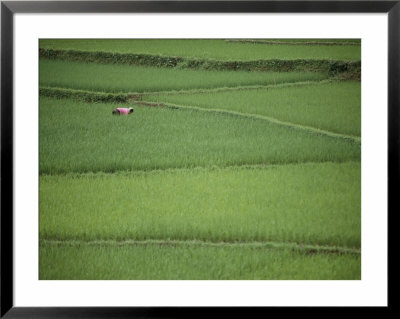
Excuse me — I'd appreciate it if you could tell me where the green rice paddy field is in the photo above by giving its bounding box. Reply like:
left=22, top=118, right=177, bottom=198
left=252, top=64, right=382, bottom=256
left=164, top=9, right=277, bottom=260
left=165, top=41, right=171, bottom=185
left=39, top=39, right=361, bottom=280
left=40, top=59, right=329, bottom=93
left=39, top=39, right=361, bottom=61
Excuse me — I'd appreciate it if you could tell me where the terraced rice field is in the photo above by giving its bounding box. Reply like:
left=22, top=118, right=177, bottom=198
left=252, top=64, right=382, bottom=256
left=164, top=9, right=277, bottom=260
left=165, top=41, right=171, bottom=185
left=145, top=81, right=361, bottom=137
left=39, top=39, right=361, bottom=280
left=40, top=59, right=329, bottom=93
left=39, top=39, right=361, bottom=61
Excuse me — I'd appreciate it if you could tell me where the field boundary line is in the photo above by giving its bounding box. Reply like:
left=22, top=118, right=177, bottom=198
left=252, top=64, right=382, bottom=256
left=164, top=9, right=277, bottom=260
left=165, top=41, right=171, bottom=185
left=151, top=101, right=361, bottom=143
left=138, top=79, right=334, bottom=97
left=39, top=160, right=361, bottom=177
left=224, top=39, right=361, bottom=46
left=40, top=238, right=361, bottom=255
left=39, top=79, right=334, bottom=102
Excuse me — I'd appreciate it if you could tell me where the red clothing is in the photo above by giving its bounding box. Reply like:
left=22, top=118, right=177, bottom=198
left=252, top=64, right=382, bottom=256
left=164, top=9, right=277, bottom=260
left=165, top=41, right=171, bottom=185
left=117, top=108, right=130, bottom=115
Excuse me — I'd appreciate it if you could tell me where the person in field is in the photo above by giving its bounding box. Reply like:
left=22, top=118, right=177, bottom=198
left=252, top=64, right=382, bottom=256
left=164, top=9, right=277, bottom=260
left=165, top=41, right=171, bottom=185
left=112, top=107, right=134, bottom=115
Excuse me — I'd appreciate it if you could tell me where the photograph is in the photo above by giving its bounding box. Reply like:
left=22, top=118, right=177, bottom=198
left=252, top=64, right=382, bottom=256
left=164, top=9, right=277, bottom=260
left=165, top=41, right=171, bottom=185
left=38, top=38, right=361, bottom=280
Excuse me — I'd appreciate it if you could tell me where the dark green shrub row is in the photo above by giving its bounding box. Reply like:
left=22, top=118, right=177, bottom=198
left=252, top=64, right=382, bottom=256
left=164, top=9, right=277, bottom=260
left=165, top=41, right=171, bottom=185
left=180, top=58, right=360, bottom=74
left=39, top=48, right=361, bottom=78
left=329, top=61, right=361, bottom=79
left=39, top=48, right=183, bottom=68
left=39, top=87, right=129, bottom=103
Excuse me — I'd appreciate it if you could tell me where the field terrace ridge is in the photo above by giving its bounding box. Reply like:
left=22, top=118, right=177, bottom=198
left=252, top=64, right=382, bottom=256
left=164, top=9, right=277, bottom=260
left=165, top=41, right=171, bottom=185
left=39, top=47, right=361, bottom=78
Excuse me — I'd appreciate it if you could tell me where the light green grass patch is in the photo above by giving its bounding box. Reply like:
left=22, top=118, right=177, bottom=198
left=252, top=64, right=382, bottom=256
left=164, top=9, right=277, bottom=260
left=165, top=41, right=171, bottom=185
left=39, top=39, right=361, bottom=61
left=39, top=241, right=361, bottom=280
left=39, top=59, right=329, bottom=93
left=40, top=162, right=361, bottom=248
left=39, top=97, right=360, bottom=174
left=145, top=81, right=361, bottom=137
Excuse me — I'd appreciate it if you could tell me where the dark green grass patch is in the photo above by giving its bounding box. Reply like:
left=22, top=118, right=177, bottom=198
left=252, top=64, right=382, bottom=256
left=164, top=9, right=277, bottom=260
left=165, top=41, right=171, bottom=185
left=146, top=81, right=361, bottom=137
left=39, top=39, right=361, bottom=61
left=39, top=241, right=361, bottom=280
left=39, top=59, right=329, bottom=93
left=39, top=97, right=360, bottom=174
left=39, top=162, right=361, bottom=248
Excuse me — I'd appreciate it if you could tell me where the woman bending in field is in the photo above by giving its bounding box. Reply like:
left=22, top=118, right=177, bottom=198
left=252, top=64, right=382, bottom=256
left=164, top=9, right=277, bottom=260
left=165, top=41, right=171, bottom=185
left=112, top=107, right=134, bottom=115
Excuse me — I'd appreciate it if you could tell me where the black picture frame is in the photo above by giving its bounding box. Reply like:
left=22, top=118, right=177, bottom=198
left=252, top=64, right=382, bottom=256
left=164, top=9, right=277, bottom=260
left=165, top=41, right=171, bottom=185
left=1, top=0, right=396, bottom=317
